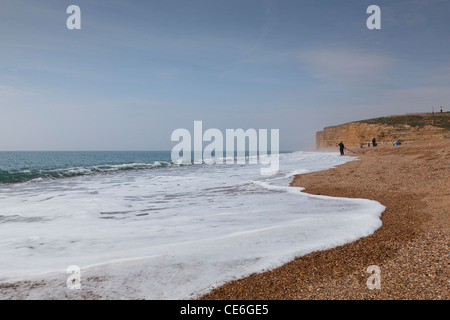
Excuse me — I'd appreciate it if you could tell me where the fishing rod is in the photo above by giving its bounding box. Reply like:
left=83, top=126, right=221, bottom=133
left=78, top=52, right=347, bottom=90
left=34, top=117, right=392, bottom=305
left=345, top=147, right=356, bottom=154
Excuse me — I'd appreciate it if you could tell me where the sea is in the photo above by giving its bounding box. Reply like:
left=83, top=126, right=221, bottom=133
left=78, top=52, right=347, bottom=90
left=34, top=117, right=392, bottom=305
left=0, top=151, right=384, bottom=299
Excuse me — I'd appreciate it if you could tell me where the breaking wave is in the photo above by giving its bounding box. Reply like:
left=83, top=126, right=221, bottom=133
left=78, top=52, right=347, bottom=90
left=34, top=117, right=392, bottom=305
left=0, top=161, right=176, bottom=184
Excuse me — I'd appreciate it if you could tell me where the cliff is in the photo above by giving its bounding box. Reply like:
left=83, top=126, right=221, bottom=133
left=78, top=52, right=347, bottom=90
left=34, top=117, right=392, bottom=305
left=316, top=112, right=450, bottom=149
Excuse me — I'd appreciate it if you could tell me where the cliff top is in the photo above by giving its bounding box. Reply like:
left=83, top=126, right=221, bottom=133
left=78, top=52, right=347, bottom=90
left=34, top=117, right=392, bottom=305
left=356, top=112, right=450, bottom=130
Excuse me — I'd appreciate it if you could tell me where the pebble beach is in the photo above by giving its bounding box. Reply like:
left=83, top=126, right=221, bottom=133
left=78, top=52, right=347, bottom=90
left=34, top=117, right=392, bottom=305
left=201, top=139, right=449, bottom=300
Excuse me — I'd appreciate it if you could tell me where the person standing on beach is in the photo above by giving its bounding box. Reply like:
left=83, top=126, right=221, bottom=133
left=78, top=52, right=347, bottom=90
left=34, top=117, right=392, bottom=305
left=338, top=141, right=345, bottom=156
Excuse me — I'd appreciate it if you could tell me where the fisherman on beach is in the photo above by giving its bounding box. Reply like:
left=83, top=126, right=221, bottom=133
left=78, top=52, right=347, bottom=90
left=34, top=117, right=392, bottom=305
left=338, top=141, right=345, bottom=156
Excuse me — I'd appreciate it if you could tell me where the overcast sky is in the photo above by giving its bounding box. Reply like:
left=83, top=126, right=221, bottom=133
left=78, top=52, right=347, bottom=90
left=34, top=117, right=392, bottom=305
left=1, top=0, right=450, bottom=151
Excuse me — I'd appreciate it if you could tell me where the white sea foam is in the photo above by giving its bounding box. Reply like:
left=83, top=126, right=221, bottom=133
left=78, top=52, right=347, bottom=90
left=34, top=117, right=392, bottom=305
left=0, top=151, right=384, bottom=299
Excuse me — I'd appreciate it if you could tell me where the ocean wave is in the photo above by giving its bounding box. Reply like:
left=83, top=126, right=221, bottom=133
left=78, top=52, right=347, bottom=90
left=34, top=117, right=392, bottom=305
left=0, top=151, right=292, bottom=185
left=0, top=161, right=176, bottom=184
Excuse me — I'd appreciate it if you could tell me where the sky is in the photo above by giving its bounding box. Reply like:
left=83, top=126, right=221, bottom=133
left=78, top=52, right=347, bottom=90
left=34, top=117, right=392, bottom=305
left=1, top=0, right=450, bottom=151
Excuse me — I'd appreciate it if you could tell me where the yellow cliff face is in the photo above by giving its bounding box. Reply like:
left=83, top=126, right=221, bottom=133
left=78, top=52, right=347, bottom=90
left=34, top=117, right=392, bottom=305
left=316, top=113, right=449, bottom=149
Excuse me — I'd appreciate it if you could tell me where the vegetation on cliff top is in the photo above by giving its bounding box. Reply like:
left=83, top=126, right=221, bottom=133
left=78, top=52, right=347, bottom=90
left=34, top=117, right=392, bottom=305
left=357, top=112, right=450, bottom=130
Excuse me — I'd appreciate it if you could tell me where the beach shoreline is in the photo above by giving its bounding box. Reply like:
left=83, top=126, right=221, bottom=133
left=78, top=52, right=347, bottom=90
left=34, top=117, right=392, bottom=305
left=0, top=140, right=447, bottom=300
left=201, top=139, right=449, bottom=300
